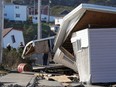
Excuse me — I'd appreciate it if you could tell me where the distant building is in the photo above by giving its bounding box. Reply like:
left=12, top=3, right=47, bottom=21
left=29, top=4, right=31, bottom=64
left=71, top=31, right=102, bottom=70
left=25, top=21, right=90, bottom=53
left=2, top=28, right=25, bottom=49
left=32, top=14, right=55, bottom=24
left=51, top=10, right=69, bottom=32
left=50, top=25, right=59, bottom=33
left=55, top=17, right=63, bottom=26
left=50, top=17, right=63, bottom=33
left=28, top=5, right=49, bottom=16
left=4, top=4, right=27, bottom=21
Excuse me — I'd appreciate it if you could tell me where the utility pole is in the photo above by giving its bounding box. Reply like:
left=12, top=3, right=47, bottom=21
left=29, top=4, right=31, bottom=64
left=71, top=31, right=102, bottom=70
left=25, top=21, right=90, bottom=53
left=0, top=0, right=4, bottom=64
left=38, top=0, right=41, bottom=39
left=11, top=0, right=14, bottom=3
left=48, top=0, right=51, bottom=23
left=34, top=0, right=35, bottom=15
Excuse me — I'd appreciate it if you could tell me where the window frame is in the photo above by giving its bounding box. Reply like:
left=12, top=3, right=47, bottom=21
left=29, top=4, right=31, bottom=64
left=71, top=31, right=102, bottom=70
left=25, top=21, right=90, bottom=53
left=15, top=14, right=20, bottom=18
left=11, top=35, right=16, bottom=43
left=77, top=39, right=82, bottom=52
left=15, top=6, right=19, bottom=9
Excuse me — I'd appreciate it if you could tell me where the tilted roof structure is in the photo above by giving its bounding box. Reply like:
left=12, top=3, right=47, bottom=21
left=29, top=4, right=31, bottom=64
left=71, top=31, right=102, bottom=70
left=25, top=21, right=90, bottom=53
left=53, top=3, right=116, bottom=71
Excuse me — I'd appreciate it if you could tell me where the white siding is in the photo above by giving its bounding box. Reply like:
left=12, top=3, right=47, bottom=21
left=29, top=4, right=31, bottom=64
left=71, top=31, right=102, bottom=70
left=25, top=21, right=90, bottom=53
left=32, top=14, right=55, bottom=24
left=71, top=29, right=90, bottom=82
left=71, top=29, right=89, bottom=48
left=89, top=28, right=116, bottom=83
left=4, top=5, right=14, bottom=20
left=3, top=30, right=25, bottom=49
left=14, top=5, right=27, bottom=21
left=4, top=4, right=27, bottom=21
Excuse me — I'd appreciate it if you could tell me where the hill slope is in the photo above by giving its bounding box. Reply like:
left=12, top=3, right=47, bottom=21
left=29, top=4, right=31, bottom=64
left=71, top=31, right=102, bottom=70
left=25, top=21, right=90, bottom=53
left=5, top=0, right=116, bottom=6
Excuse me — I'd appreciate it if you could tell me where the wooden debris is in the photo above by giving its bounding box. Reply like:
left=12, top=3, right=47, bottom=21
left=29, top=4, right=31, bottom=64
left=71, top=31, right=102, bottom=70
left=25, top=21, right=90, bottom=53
left=49, top=75, right=72, bottom=83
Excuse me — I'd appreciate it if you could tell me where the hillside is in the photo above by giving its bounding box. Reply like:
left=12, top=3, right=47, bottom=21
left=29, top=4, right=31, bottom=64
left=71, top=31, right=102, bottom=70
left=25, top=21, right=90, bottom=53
left=5, top=0, right=116, bottom=6
left=5, top=0, right=116, bottom=16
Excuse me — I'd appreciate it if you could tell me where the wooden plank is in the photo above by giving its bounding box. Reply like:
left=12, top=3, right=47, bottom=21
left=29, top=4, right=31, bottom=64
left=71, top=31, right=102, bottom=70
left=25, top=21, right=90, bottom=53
left=49, top=75, right=72, bottom=83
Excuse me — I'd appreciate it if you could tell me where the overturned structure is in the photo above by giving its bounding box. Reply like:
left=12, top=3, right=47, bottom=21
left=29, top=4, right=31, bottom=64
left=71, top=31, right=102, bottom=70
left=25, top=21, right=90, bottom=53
left=22, top=36, right=54, bottom=65
left=53, top=4, right=116, bottom=84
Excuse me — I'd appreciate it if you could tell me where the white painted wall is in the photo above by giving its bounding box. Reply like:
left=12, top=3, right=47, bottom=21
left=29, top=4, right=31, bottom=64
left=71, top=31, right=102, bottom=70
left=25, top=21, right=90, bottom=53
left=32, top=14, right=55, bottom=24
left=4, top=4, right=27, bottom=21
left=71, top=29, right=89, bottom=48
left=3, top=30, right=25, bottom=49
left=4, top=5, right=14, bottom=20
left=71, top=29, right=90, bottom=83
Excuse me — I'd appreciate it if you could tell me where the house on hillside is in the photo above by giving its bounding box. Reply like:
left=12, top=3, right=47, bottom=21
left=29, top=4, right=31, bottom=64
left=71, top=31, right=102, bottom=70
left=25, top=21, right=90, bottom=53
left=50, top=10, right=69, bottom=33
left=55, top=17, right=63, bottom=26
left=50, top=25, right=59, bottom=33
left=3, top=28, right=25, bottom=49
left=32, top=14, right=55, bottom=24
left=4, top=4, right=27, bottom=21
left=53, top=3, right=116, bottom=84
left=28, top=5, right=55, bottom=24
left=50, top=17, right=63, bottom=33
left=28, top=5, right=49, bottom=16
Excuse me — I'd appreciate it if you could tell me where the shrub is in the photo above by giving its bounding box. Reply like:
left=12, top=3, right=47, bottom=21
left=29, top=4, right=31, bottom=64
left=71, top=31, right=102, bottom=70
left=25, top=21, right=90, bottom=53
left=2, top=48, right=23, bottom=70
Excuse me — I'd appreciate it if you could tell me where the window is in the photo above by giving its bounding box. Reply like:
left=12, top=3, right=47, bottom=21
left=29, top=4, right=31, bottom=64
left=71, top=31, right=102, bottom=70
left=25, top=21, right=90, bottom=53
left=4, top=13, right=7, bottom=16
left=16, top=14, right=20, bottom=18
left=35, top=17, right=37, bottom=20
left=11, top=35, right=16, bottom=43
left=15, top=6, right=19, bottom=9
left=77, top=39, right=81, bottom=51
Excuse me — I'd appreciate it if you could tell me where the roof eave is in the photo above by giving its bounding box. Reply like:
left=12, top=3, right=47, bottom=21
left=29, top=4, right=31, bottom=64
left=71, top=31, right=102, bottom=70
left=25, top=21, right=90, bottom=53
left=53, top=3, right=116, bottom=52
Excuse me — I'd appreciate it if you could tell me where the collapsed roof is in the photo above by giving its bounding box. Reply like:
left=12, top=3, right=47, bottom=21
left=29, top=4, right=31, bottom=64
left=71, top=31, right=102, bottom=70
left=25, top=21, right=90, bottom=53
left=54, top=3, right=116, bottom=57
left=53, top=3, right=116, bottom=71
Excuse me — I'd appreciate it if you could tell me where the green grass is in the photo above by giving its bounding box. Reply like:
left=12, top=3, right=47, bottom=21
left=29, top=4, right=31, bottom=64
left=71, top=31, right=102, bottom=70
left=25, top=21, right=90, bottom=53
left=51, top=5, right=74, bottom=16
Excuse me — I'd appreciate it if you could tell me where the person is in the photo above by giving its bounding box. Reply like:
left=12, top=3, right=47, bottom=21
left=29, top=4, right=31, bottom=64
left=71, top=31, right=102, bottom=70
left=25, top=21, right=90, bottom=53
left=19, top=42, right=24, bottom=50
left=6, top=43, right=11, bottom=51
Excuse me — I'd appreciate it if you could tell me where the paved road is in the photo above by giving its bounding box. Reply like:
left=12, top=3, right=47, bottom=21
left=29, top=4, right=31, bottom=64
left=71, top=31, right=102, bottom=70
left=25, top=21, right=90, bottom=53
left=0, top=73, right=36, bottom=87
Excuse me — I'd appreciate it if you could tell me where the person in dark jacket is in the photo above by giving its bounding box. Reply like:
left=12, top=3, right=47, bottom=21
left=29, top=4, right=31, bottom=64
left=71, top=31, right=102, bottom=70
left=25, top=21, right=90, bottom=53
left=6, top=43, right=11, bottom=51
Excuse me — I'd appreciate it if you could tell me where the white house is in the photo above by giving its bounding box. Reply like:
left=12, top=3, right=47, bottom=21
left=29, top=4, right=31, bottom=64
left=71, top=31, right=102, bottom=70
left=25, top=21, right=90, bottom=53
left=49, top=17, right=63, bottom=33
left=50, top=25, right=59, bottom=33
left=2, top=28, right=25, bottom=49
left=71, top=28, right=116, bottom=83
left=53, top=3, right=116, bottom=84
left=32, top=14, right=55, bottom=24
left=4, top=4, right=27, bottom=21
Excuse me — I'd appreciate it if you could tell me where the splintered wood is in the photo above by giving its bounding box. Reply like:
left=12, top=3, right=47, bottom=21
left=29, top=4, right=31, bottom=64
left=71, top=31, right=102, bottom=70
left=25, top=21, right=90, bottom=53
left=49, top=75, right=72, bottom=83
